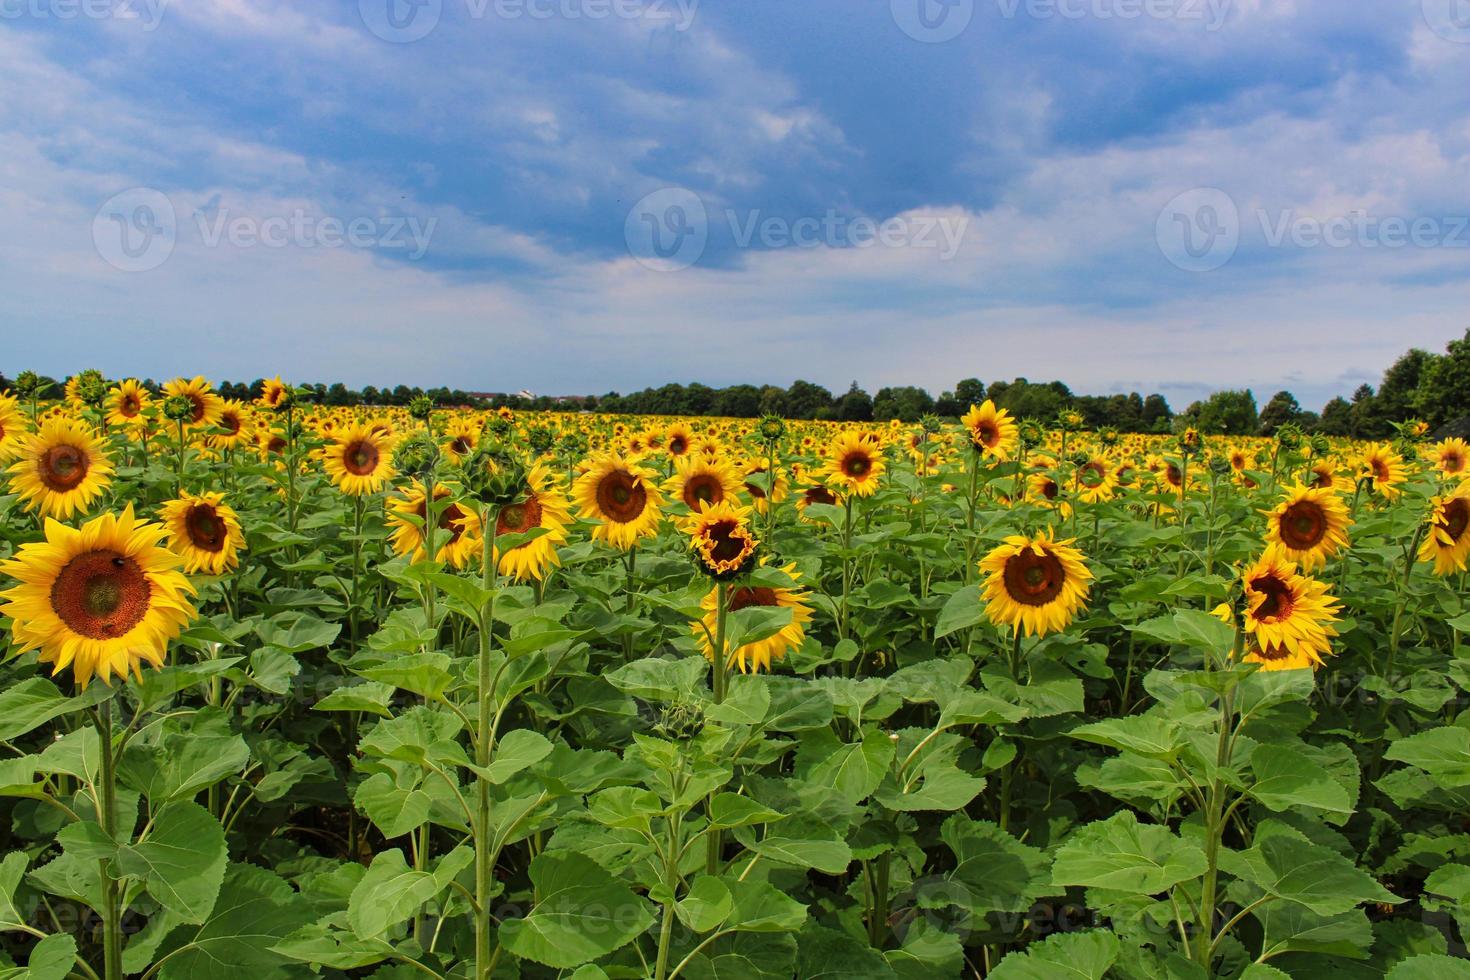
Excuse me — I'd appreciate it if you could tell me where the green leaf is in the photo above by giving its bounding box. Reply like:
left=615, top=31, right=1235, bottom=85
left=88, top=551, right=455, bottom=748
left=481, top=730, right=554, bottom=784
left=1051, top=811, right=1206, bottom=895
left=0, top=678, right=109, bottom=742
left=0, top=853, right=28, bottom=927
left=1386, top=955, right=1470, bottom=979
left=794, top=728, right=894, bottom=805
left=498, top=853, right=655, bottom=969
left=120, top=733, right=250, bottom=804
left=254, top=614, right=340, bottom=654
left=934, top=585, right=984, bottom=639
left=113, top=802, right=225, bottom=925
left=354, top=770, right=433, bottom=839
left=724, top=878, right=808, bottom=932
left=1256, top=902, right=1372, bottom=961
left=1248, top=744, right=1353, bottom=814
left=1070, top=714, right=1183, bottom=760
left=704, top=682, right=771, bottom=726
left=928, top=816, right=1051, bottom=917
left=315, top=681, right=396, bottom=718
left=707, top=794, right=785, bottom=830
left=746, top=820, right=853, bottom=874
left=359, top=653, right=454, bottom=698
left=1384, top=727, right=1470, bottom=788
left=604, top=656, right=708, bottom=702
left=794, top=923, right=898, bottom=978
left=1221, top=835, right=1400, bottom=916
left=987, top=929, right=1120, bottom=979
left=7, top=933, right=77, bottom=980
left=676, top=876, right=732, bottom=933
left=347, top=849, right=439, bottom=939
left=157, top=864, right=309, bottom=980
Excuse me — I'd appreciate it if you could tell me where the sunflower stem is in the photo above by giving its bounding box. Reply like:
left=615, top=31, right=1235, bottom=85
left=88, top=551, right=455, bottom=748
left=839, top=496, right=855, bottom=643
left=622, top=547, right=638, bottom=660
left=95, top=699, right=123, bottom=980
left=474, top=506, right=500, bottom=980
left=706, top=581, right=729, bottom=876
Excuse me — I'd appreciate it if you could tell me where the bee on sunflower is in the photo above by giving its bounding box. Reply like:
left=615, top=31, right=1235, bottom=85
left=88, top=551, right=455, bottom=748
left=820, top=430, right=885, bottom=497
left=322, top=423, right=398, bottom=495
left=978, top=530, right=1091, bottom=637
left=961, top=400, right=1019, bottom=460
left=7, top=416, right=115, bottom=519
left=572, top=453, right=664, bottom=549
left=159, top=491, right=247, bottom=575
left=0, top=506, right=197, bottom=688
left=1418, top=480, right=1470, bottom=576
left=1262, top=482, right=1351, bottom=571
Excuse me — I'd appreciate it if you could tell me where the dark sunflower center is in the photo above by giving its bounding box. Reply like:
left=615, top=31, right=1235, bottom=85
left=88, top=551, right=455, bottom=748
left=344, top=440, right=379, bottom=476
left=497, top=497, right=543, bottom=536
left=842, top=452, right=872, bottom=478
left=1311, top=468, right=1332, bottom=489
left=121, top=395, right=140, bottom=415
left=220, top=413, right=241, bottom=435
left=187, top=393, right=207, bottom=423
left=1252, top=642, right=1292, bottom=662
left=1371, top=458, right=1390, bottom=482
left=975, top=423, right=998, bottom=447
left=1040, top=480, right=1058, bottom=500
left=706, top=520, right=748, bottom=565
left=1080, top=462, right=1105, bottom=487
left=684, top=474, right=724, bottom=508
left=1166, top=464, right=1183, bottom=487
left=50, top=550, right=151, bottom=640
left=1443, top=498, right=1470, bottom=543
left=596, top=470, right=648, bottom=523
left=39, top=445, right=88, bottom=491
left=451, top=437, right=473, bottom=455
left=1001, top=550, right=1066, bottom=607
left=729, top=586, right=778, bottom=611
left=1444, top=451, right=1465, bottom=474
left=1279, top=500, right=1326, bottom=550
left=804, top=486, right=837, bottom=507
left=745, top=468, right=768, bottom=500
left=669, top=437, right=688, bottom=455
left=186, top=504, right=226, bottom=552
left=1249, top=573, right=1295, bottom=622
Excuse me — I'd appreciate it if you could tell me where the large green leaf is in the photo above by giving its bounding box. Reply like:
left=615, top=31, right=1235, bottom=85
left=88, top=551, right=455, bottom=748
left=347, top=849, right=440, bottom=939
left=157, top=864, right=309, bottom=980
left=498, top=853, right=655, bottom=968
left=988, top=929, right=1121, bottom=979
left=1221, top=835, right=1399, bottom=916
left=1248, top=743, right=1353, bottom=814
left=1384, top=728, right=1470, bottom=788
left=927, top=816, right=1051, bottom=917
left=115, top=801, right=227, bottom=924
left=1051, top=811, right=1206, bottom=895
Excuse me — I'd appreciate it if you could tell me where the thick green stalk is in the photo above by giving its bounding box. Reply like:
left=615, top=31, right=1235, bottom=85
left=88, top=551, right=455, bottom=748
left=706, top=581, right=729, bottom=876
left=474, top=510, right=500, bottom=980
left=96, top=701, right=123, bottom=980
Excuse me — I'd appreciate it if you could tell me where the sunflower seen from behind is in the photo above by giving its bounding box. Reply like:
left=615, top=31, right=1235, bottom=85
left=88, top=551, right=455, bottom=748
left=979, top=530, right=1091, bottom=637
left=7, top=416, right=115, bottom=520
left=1262, top=482, right=1351, bottom=572
left=694, top=562, right=812, bottom=673
left=0, top=506, right=197, bottom=689
left=159, top=491, right=246, bottom=575
left=573, top=453, right=663, bottom=550
left=322, top=422, right=398, bottom=495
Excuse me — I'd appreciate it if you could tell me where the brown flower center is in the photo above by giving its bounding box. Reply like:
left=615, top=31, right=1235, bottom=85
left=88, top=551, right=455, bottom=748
left=1370, top=457, right=1390, bottom=483
left=1278, top=500, right=1326, bottom=550
left=803, top=486, right=837, bottom=507
left=186, top=504, right=227, bottom=552
left=683, top=474, right=725, bottom=509
left=39, top=444, right=88, bottom=492
left=596, top=469, right=648, bottom=523
left=1249, top=573, right=1295, bottom=622
left=497, top=496, right=543, bottom=536
left=1079, top=461, right=1106, bottom=487
left=1002, top=550, right=1066, bottom=607
left=120, top=395, right=140, bottom=417
left=343, top=439, right=380, bottom=476
left=704, top=519, right=749, bottom=566
left=841, top=451, right=872, bottom=478
left=729, top=586, right=778, bottom=611
left=50, top=550, right=151, bottom=640
left=1442, top=451, right=1465, bottom=474
left=974, top=423, right=998, bottom=448
left=1443, top=498, right=1470, bottom=543
left=219, top=412, right=241, bottom=435
left=1039, top=479, right=1058, bottom=500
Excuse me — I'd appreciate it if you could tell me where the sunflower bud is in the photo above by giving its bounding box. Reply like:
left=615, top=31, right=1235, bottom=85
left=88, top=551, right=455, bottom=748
left=1178, top=428, right=1203, bottom=457
left=407, top=395, right=434, bottom=421
left=1018, top=418, right=1044, bottom=449
left=75, top=369, right=107, bottom=407
left=13, top=370, right=44, bottom=399
left=1309, top=434, right=1330, bottom=457
left=757, top=415, right=786, bottom=443
left=919, top=413, right=942, bottom=436
left=527, top=425, right=556, bottom=457
left=485, top=414, right=514, bottom=441
left=653, top=699, right=705, bottom=741
left=463, top=445, right=528, bottom=507
left=1208, top=455, right=1231, bottom=476
left=1069, top=451, right=1090, bottom=468
left=1275, top=423, right=1302, bottom=451
left=1098, top=426, right=1120, bottom=447
left=1058, top=409, right=1084, bottom=432
left=395, top=434, right=440, bottom=478
left=161, top=394, right=194, bottom=422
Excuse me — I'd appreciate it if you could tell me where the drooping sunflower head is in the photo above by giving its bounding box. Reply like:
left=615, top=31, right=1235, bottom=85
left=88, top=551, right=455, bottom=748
left=572, top=453, right=663, bottom=550
left=322, top=423, right=398, bottom=496
left=0, top=506, right=197, bottom=689
left=386, top=481, right=482, bottom=569
left=493, top=462, right=572, bottom=582
left=6, top=416, right=115, bottom=520
left=960, top=401, right=1019, bottom=460
left=1236, top=547, right=1340, bottom=671
left=694, top=562, right=812, bottom=673
left=685, top=499, right=759, bottom=579
left=105, top=379, right=150, bottom=428
left=1263, top=482, right=1351, bottom=572
left=1359, top=442, right=1407, bottom=499
left=978, top=531, right=1092, bottom=638
left=665, top=454, right=743, bottom=512
left=159, top=491, right=246, bottom=575
left=1419, top=481, right=1470, bottom=577
left=161, top=376, right=223, bottom=429
left=821, top=430, right=885, bottom=497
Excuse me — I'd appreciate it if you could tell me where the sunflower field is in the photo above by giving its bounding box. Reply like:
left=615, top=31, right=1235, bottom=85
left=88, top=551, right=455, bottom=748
left=1, top=373, right=1469, bottom=980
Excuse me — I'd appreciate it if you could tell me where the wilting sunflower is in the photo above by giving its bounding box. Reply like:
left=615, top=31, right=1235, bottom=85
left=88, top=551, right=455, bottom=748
left=0, top=394, right=25, bottom=463
left=821, top=430, right=885, bottom=497
left=322, top=423, right=398, bottom=495
left=693, top=563, right=812, bottom=673
left=572, top=453, right=664, bottom=550
left=1262, top=482, right=1351, bottom=571
left=961, top=400, right=1019, bottom=461
left=104, top=379, right=150, bottom=428
left=979, top=531, right=1091, bottom=637
left=256, top=376, right=291, bottom=410
left=210, top=400, right=253, bottom=451
left=665, top=422, right=694, bottom=458
left=742, top=461, right=789, bottom=514
left=441, top=417, right=481, bottom=465
left=1359, top=442, right=1407, bottom=499
left=1419, top=481, right=1470, bottom=576
left=1233, top=547, right=1340, bottom=671
left=0, top=506, right=197, bottom=689
left=685, top=499, right=759, bottom=578
left=159, top=491, right=246, bottom=575
left=493, top=462, right=572, bottom=582
left=386, top=482, right=482, bottom=569
left=1432, top=438, right=1470, bottom=479
left=161, top=376, right=224, bottom=430
left=795, top=483, right=842, bottom=521
left=7, top=417, right=115, bottom=519
left=665, top=454, right=743, bottom=512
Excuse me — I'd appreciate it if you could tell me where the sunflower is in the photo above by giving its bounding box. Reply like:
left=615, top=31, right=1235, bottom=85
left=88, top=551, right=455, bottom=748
left=1233, top=548, right=1340, bottom=671
left=0, top=394, right=26, bottom=463
left=1074, top=456, right=1117, bottom=504
left=256, top=376, right=291, bottom=410
left=105, top=379, right=150, bottom=428
left=665, top=454, right=743, bottom=512
left=795, top=483, right=842, bottom=521
left=979, top=531, right=1091, bottom=637
left=493, top=462, right=572, bottom=582
left=1419, top=481, right=1470, bottom=576
left=1432, top=438, right=1470, bottom=479
left=322, top=423, right=398, bottom=495
left=694, top=563, right=812, bottom=673
left=685, top=499, right=759, bottom=578
left=821, top=430, right=885, bottom=497
left=7, top=417, right=115, bottom=519
left=0, top=506, right=197, bottom=689
left=1027, top=471, right=1067, bottom=512
left=441, top=417, right=481, bottom=465
left=572, top=453, right=664, bottom=549
left=961, top=400, right=1019, bottom=461
left=1307, top=460, right=1343, bottom=492
left=665, top=422, right=694, bottom=458
left=159, top=491, right=246, bottom=575
left=210, top=400, right=253, bottom=451
left=1359, top=442, right=1407, bottom=499
left=1262, top=483, right=1351, bottom=572
left=742, top=461, right=789, bottom=514
left=386, top=482, right=482, bottom=569
left=161, top=376, right=223, bottom=430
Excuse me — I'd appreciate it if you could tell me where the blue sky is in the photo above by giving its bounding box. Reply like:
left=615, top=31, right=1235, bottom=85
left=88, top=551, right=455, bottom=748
left=1, top=0, right=1467, bottom=410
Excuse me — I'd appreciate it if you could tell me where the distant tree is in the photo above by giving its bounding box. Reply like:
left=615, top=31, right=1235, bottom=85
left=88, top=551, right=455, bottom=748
left=872, top=386, right=934, bottom=422
left=1318, top=397, right=1354, bottom=436
left=1141, top=394, right=1173, bottom=432
left=757, top=385, right=788, bottom=418
left=785, top=380, right=834, bottom=420
left=324, top=382, right=358, bottom=407
left=1415, top=328, right=1470, bottom=427
left=361, top=385, right=381, bottom=405
left=934, top=391, right=961, bottom=418
left=1377, top=348, right=1435, bottom=424
left=1194, top=389, right=1259, bottom=435
left=954, top=378, right=986, bottom=407
left=712, top=384, right=761, bottom=418
left=1349, top=384, right=1379, bottom=438
left=837, top=382, right=874, bottom=422
left=1258, top=391, right=1300, bottom=435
